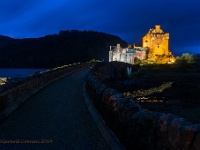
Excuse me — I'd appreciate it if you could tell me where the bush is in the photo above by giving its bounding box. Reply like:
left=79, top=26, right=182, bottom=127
left=134, top=57, right=141, bottom=64
left=175, top=53, right=199, bottom=65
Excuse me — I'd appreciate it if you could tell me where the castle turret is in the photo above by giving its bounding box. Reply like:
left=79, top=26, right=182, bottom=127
left=142, top=25, right=171, bottom=61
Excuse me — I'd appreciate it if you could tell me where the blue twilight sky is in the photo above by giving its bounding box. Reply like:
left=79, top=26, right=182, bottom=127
left=0, top=0, right=200, bottom=56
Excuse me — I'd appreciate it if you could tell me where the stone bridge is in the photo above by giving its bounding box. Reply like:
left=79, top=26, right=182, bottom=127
left=0, top=62, right=200, bottom=150
left=0, top=63, right=123, bottom=150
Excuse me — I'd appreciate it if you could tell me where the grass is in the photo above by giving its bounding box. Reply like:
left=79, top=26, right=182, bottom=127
left=101, top=63, right=200, bottom=123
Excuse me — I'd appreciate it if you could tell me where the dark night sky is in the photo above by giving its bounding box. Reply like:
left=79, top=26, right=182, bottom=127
left=0, top=0, right=200, bottom=55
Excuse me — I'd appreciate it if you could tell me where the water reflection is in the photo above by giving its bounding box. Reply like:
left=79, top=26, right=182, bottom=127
left=0, top=68, right=47, bottom=78
left=136, top=97, right=165, bottom=103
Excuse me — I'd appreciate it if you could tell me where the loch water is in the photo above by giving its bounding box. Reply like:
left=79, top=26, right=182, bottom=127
left=0, top=68, right=47, bottom=78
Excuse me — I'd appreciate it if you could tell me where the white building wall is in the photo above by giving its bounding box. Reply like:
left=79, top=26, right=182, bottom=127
left=113, top=52, right=121, bottom=61
left=127, top=53, right=133, bottom=64
left=109, top=44, right=147, bottom=64
left=109, top=51, right=113, bottom=62
left=120, top=53, right=127, bottom=62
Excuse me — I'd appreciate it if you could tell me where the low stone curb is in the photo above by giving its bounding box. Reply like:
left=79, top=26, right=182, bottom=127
left=82, top=81, right=125, bottom=150
left=86, top=63, right=200, bottom=149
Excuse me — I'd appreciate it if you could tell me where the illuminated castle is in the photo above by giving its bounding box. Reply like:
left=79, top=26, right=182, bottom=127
left=109, top=25, right=175, bottom=64
left=109, top=44, right=147, bottom=64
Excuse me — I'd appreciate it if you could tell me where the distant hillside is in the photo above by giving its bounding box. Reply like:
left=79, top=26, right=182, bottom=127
left=0, top=30, right=127, bottom=68
left=0, top=35, right=13, bottom=39
left=0, top=35, right=14, bottom=47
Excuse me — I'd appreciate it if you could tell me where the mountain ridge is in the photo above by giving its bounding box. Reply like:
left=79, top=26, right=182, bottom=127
left=0, top=30, right=127, bottom=68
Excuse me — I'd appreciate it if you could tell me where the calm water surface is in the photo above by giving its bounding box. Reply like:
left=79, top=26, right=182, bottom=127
left=0, top=69, right=47, bottom=78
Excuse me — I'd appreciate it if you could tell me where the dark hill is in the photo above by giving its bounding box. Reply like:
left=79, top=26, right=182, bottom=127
left=0, top=35, right=13, bottom=40
left=0, top=35, right=14, bottom=47
left=0, top=30, right=127, bottom=68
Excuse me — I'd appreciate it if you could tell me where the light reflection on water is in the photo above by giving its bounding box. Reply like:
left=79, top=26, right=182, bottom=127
left=135, top=97, right=165, bottom=103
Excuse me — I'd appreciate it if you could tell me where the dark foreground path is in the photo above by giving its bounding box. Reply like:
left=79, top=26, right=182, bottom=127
left=0, top=69, right=110, bottom=150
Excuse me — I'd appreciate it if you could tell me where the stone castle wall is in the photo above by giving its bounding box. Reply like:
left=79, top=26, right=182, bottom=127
left=109, top=25, right=175, bottom=64
left=109, top=45, right=147, bottom=64
left=142, top=25, right=173, bottom=62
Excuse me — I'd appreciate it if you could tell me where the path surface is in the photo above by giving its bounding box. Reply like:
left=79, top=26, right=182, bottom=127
left=0, top=69, right=110, bottom=150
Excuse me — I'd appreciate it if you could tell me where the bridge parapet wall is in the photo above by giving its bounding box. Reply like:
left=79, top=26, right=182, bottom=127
left=0, top=62, right=91, bottom=114
left=86, top=63, right=200, bottom=150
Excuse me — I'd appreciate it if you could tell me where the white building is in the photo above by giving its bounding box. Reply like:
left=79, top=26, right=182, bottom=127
left=109, top=44, right=147, bottom=64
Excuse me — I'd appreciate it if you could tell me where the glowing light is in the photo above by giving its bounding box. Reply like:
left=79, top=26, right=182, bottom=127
left=0, top=78, right=7, bottom=85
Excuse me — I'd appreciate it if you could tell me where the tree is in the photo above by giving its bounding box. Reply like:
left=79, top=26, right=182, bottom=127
left=134, top=57, right=141, bottom=64
left=175, top=53, right=199, bottom=65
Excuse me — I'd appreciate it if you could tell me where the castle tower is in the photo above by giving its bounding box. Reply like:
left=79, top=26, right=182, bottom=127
left=142, top=25, right=170, bottom=60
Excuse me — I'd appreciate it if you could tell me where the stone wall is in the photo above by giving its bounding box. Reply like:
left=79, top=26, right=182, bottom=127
left=0, top=63, right=90, bottom=114
left=86, top=64, right=200, bottom=150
